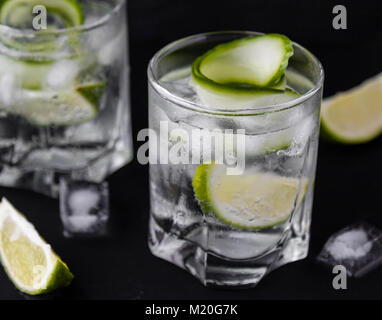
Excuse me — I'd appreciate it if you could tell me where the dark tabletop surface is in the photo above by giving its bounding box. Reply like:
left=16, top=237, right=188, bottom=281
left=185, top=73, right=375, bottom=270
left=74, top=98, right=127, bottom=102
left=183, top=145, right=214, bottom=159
left=0, top=0, right=382, bottom=300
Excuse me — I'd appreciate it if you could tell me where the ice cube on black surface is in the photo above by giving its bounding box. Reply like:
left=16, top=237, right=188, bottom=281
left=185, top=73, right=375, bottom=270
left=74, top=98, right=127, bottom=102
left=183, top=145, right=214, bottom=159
left=317, top=222, right=382, bottom=277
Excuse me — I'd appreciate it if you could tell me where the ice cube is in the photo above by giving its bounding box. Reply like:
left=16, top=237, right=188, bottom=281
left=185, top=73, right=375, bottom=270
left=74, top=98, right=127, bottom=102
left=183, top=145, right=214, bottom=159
left=98, top=31, right=125, bottom=66
left=85, top=14, right=123, bottom=66
left=0, top=73, right=18, bottom=107
left=43, top=60, right=79, bottom=90
left=317, top=222, right=382, bottom=277
left=160, top=72, right=200, bottom=104
left=59, top=177, right=109, bottom=237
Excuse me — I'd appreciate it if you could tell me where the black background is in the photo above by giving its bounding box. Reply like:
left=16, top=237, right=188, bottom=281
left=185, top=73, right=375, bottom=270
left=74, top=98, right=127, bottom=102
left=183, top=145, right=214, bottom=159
left=0, top=0, right=382, bottom=300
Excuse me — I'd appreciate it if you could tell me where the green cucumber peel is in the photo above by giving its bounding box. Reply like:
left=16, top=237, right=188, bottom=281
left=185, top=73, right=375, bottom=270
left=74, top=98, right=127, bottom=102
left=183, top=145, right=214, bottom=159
left=0, top=0, right=84, bottom=28
left=192, top=33, right=294, bottom=94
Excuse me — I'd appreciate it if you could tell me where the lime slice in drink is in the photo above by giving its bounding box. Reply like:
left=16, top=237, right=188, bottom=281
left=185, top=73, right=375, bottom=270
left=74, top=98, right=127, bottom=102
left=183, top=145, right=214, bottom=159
left=321, top=73, right=382, bottom=144
left=13, top=82, right=105, bottom=126
left=0, top=198, right=74, bottom=295
left=0, top=0, right=83, bottom=29
left=193, top=34, right=293, bottom=88
left=193, top=163, right=308, bottom=229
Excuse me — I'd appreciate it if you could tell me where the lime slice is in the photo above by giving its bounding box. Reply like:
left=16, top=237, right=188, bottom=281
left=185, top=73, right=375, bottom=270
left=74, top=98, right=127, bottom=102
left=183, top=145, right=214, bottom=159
left=76, top=82, right=105, bottom=109
left=9, top=82, right=105, bottom=126
left=321, top=73, right=382, bottom=144
left=192, top=34, right=293, bottom=89
left=0, top=0, right=83, bottom=29
left=193, top=163, right=308, bottom=229
left=0, top=198, right=73, bottom=295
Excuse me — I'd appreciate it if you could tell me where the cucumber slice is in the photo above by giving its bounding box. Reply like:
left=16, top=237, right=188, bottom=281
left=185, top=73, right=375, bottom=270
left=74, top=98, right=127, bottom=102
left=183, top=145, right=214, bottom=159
left=0, top=54, right=54, bottom=90
left=0, top=0, right=85, bottom=89
left=194, top=82, right=299, bottom=109
left=193, top=163, right=308, bottom=230
left=193, top=34, right=293, bottom=89
left=0, top=0, right=84, bottom=29
left=191, top=34, right=296, bottom=109
left=321, top=73, right=382, bottom=144
left=0, top=55, right=85, bottom=90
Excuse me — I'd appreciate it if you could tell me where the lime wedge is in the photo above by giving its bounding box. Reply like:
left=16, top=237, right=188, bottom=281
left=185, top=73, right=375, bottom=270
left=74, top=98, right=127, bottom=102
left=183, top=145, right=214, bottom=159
left=7, top=82, right=105, bottom=126
left=0, top=0, right=83, bottom=29
left=76, top=82, right=106, bottom=109
left=0, top=198, right=73, bottom=295
left=193, top=163, right=308, bottom=229
left=321, top=73, right=382, bottom=144
left=192, top=34, right=293, bottom=89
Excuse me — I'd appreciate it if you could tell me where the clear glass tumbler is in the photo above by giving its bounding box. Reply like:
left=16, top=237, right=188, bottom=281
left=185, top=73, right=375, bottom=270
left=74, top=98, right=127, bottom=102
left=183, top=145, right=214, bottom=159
left=0, top=0, right=133, bottom=197
left=148, top=31, right=324, bottom=287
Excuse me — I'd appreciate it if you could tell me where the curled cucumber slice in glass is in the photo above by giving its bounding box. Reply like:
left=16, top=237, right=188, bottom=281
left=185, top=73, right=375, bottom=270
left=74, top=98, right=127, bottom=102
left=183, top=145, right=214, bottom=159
left=0, top=0, right=85, bottom=89
left=193, top=34, right=293, bottom=88
left=0, top=0, right=83, bottom=29
left=0, top=54, right=53, bottom=90
left=191, top=33, right=296, bottom=109
left=194, top=81, right=299, bottom=109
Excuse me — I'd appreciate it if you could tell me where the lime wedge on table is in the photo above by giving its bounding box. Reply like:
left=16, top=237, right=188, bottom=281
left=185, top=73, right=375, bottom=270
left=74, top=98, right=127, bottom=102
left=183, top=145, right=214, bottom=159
left=11, top=82, right=105, bottom=126
left=0, top=0, right=83, bottom=29
left=321, top=73, right=382, bottom=144
left=193, top=163, right=308, bottom=230
left=0, top=198, right=73, bottom=295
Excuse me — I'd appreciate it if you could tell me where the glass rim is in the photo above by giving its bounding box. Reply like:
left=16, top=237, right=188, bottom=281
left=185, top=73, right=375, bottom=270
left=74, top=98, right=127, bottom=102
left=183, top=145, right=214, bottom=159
left=148, top=30, right=325, bottom=116
left=0, top=0, right=126, bottom=37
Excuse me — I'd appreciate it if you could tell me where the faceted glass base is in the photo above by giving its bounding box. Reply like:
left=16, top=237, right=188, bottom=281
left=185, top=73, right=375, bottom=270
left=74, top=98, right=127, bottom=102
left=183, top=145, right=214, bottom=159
left=149, top=215, right=309, bottom=288
left=0, top=145, right=133, bottom=198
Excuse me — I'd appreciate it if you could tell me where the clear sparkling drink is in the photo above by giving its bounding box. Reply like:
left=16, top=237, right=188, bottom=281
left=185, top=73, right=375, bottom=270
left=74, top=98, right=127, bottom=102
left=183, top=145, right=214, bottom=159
left=148, top=32, right=324, bottom=287
left=0, top=0, right=132, bottom=196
